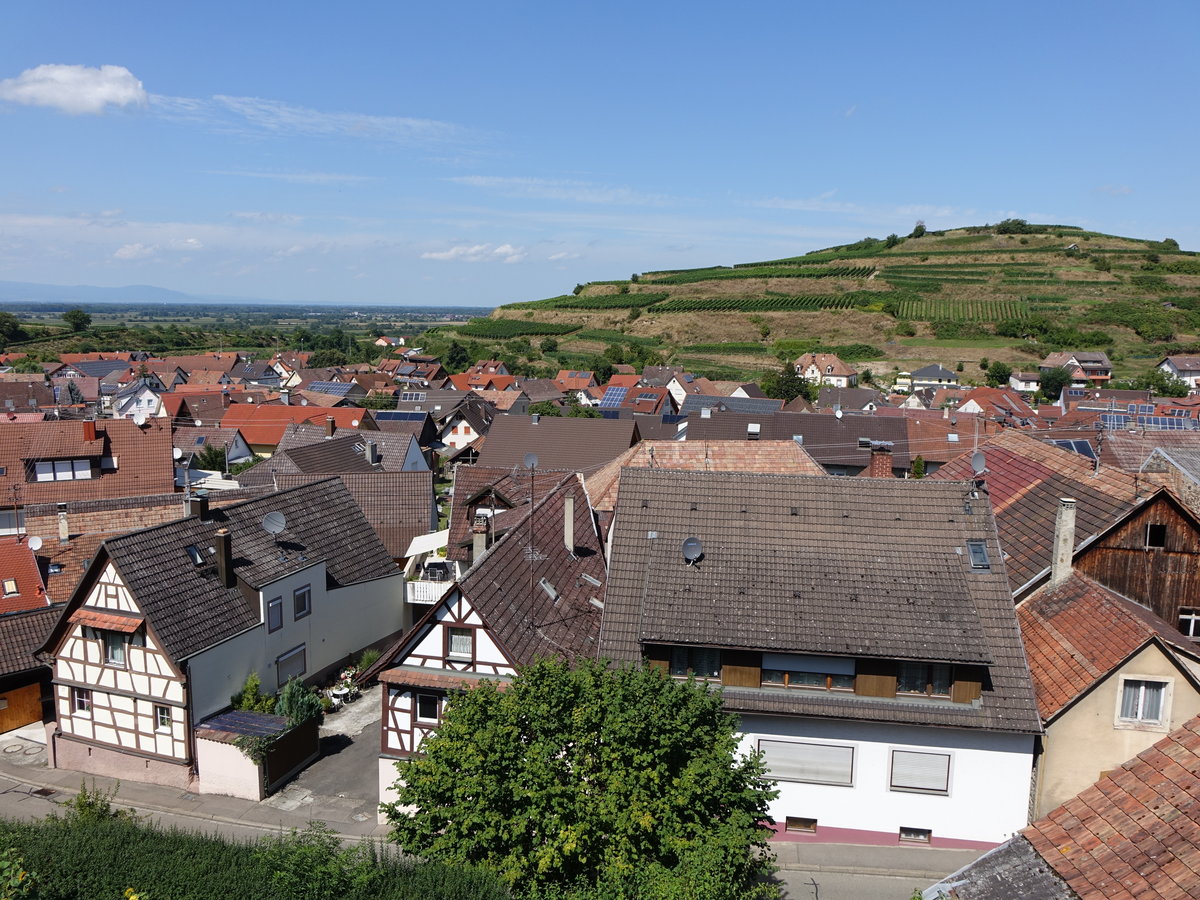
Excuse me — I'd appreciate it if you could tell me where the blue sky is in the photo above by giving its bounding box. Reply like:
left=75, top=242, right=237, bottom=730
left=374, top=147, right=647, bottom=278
left=1, top=1, right=1196, bottom=307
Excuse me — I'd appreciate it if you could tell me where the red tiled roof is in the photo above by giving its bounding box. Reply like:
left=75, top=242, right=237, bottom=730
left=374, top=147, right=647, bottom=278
left=0, top=538, right=48, bottom=614
left=794, top=353, right=856, bottom=377
left=1023, top=715, right=1200, bottom=899
left=69, top=608, right=144, bottom=632
left=379, top=666, right=509, bottom=690
left=1018, top=573, right=1198, bottom=722
left=219, top=405, right=375, bottom=447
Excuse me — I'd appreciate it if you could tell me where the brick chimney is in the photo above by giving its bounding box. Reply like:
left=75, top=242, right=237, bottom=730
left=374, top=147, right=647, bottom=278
left=1050, top=497, right=1077, bottom=588
left=865, top=442, right=894, bottom=478
left=325, top=415, right=336, bottom=439
left=82, top=420, right=96, bottom=442
left=215, top=528, right=235, bottom=588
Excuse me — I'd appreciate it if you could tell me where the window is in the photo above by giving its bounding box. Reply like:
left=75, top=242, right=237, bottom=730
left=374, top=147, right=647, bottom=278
left=276, top=645, right=306, bottom=689
left=1, top=579, right=16, bottom=597
left=761, top=653, right=855, bottom=691
left=760, top=739, right=855, bottom=786
left=899, top=826, right=932, bottom=843
left=966, top=541, right=990, bottom=569
left=0, top=510, right=23, bottom=536
left=267, top=596, right=283, bottom=632
left=1119, top=678, right=1167, bottom=725
left=293, top=585, right=311, bottom=620
left=103, top=632, right=127, bottom=667
left=785, top=817, right=818, bottom=833
left=897, top=662, right=951, bottom=696
left=447, top=627, right=474, bottom=659
left=416, top=693, right=439, bottom=722
left=155, top=705, right=172, bottom=730
left=32, top=459, right=93, bottom=482
left=1178, top=608, right=1200, bottom=639
left=890, top=749, right=951, bottom=795
left=1146, top=524, right=1167, bottom=549
left=72, top=687, right=92, bottom=714
left=669, top=646, right=721, bottom=679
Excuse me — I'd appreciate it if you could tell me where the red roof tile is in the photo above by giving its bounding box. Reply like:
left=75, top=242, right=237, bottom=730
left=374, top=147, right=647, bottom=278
left=0, top=538, right=48, bottom=614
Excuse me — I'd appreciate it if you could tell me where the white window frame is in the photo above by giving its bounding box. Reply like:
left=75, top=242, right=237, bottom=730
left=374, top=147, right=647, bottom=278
left=71, top=687, right=92, bottom=716
left=447, top=627, right=474, bottom=660
left=415, top=693, right=440, bottom=723
left=1178, top=607, right=1200, bottom=639
left=1, top=579, right=16, bottom=597
left=276, top=644, right=306, bottom=689
left=889, top=749, right=952, bottom=795
left=155, top=705, right=172, bottom=731
left=1115, top=675, right=1171, bottom=730
left=103, top=631, right=127, bottom=668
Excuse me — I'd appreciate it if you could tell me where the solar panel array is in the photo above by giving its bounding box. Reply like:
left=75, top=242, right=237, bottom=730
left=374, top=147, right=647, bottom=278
left=1101, top=412, right=1200, bottom=431
left=1049, top=439, right=1097, bottom=460
left=598, top=386, right=630, bottom=409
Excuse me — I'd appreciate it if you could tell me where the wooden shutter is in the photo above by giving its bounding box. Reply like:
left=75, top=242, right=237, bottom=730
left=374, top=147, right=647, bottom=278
left=951, top=666, right=982, bottom=703
left=721, top=649, right=761, bottom=687
left=855, top=658, right=897, bottom=698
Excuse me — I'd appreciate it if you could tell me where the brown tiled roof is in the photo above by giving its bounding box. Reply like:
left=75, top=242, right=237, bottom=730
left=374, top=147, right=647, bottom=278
left=931, top=430, right=1142, bottom=593
left=69, top=608, right=143, bottom=632
left=0, top=419, right=175, bottom=503
left=1099, top=431, right=1200, bottom=472
left=445, top=466, right=564, bottom=563
left=219, top=405, right=376, bottom=448
left=379, top=666, right=511, bottom=690
left=512, top=378, right=565, bottom=404
left=42, top=478, right=398, bottom=662
left=0, top=538, right=49, bottom=614
left=599, top=469, right=1041, bottom=734
left=275, top=471, right=435, bottom=558
left=1020, top=715, right=1200, bottom=899
left=1018, top=573, right=1200, bottom=722
left=474, top=415, right=638, bottom=473
left=471, top=389, right=524, bottom=412
left=584, top=440, right=825, bottom=513
left=0, top=381, right=54, bottom=412
left=958, top=387, right=1037, bottom=420
left=794, top=353, right=856, bottom=377
left=0, top=605, right=63, bottom=676
left=686, top=410, right=912, bottom=469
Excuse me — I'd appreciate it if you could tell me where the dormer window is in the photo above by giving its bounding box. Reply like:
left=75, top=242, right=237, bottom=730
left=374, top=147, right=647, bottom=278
left=32, top=459, right=94, bottom=482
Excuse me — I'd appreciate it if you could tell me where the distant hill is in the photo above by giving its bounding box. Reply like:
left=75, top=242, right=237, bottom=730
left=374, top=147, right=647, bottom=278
left=0, top=280, right=202, bottom=305
left=431, top=223, right=1200, bottom=384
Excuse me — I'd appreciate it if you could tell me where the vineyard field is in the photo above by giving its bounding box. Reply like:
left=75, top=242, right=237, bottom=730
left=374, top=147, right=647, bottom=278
left=893, top=299, right=1030, bottom=322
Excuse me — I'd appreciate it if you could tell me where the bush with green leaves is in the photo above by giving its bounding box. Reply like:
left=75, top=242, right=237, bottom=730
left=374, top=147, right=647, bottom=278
left=231, top=672, right=276, bottom=714
left=274, top=677, right=324, bottom=728
left=384, top=657, right=778, bottom=900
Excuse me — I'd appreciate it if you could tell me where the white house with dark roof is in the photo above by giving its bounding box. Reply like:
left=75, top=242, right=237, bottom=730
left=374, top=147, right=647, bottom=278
left=600, top=469, right=1041, bottom=849
left=794, top=353, right=858, bottom=388
left=1158, top=354, right=1200, bottom=391
left=39, top=478, right=404, bottom=793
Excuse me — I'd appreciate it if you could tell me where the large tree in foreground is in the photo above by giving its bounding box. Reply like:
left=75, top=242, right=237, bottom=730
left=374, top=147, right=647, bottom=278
left=383, top=657, right=778, bottom=900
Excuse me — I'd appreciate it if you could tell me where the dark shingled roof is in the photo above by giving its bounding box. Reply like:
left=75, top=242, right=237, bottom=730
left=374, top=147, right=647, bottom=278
left=0, top=605, right=63, bottom=675
left=925, top=835, right=1077, bottom=900
left=677, top=394, right=785, bottom=416
left=445, top=466, right=565, bottom=563
left=474, top=415, right=639, bottom=472
left=47, top=478, right=397, bottom=662
left=599, top=469, right=1041, bottom=734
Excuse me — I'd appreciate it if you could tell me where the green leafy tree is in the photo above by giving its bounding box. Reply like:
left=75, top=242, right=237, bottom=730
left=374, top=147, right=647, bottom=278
left=1126, top=368, right=1191, bottom=398
left=254, top=823, right=379, bottom=899
left=445, top=341, right=470, bottom=372
left=0, top=311, right=25, bottom=344
left=760, top=364, right=814, bottom=404
left=194, top=443, right=227, bottom=472
left=529, top=400, right=563, bottom=417
left=539, top=337, right=558, bottom=353
left=985, top=361, right=1013, bottom=388
left=274, top=677, right=324, bottom=727
left=909, top=220, right=926, bottom=239
left=306, top=348, right=347, bottom=368
left=384, top=657, right=778, bottom=899
left=1038, top=365, right=1073, bottom=402
left=911, top=455, right=926, bottom=479
left=62, top=308, right=92, bottom=332
left=64, top=379, right=86, bottom=405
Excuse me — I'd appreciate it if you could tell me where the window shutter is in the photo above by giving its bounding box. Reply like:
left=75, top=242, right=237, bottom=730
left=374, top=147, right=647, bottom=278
left=760, top=740, right=854, bottom=786
left=644, top=645, right=670, bottom=673
left=891, top=750, right=950, bottom=793
left=721, top=649, right=761, bottom=687
left=855, top=658, right=897, bottom=698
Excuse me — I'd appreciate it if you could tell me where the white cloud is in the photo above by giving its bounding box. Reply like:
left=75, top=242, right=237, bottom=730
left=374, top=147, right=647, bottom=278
left=231, top=211, right=305, bottom=224
left=449, top=175, right=673, bottom=206
left=153, top=93, right=460, bottom=145
left=0, top=64, right=146, bottom=115
left=844, top=104, right=857, bottom=117
left=1096, top=184, right=1132, bottom=196
left=211, top=170, right=370, bottom=185
left=548, top=251, right=579, bottom=261
left=421, top=242, right=526, bottom=264
left=113, top=242, right=155, bottom=260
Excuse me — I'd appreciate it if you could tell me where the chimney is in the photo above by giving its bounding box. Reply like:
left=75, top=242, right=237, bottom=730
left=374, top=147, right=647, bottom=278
left=1050, top=498, right=1077, bottom=588
left=365, top=440, right=380, bottom=465
left=185, top=491, right=210, bottom=521
left=82, top=420, right=96, bottom=442
left=325, top=415, right=336, bottom=439
left=215, top=528, right=235, bottom=588
left=280, top=388, right=290, bottom=406
left=531, top=413, right=540, bottom=425
left=563, top=495, right=575, bottom=554
left=866, top=442, right=894, bottom=478
left=57, top=503, right=69, bottom=544
left=471, top=514, right=489, bottom=562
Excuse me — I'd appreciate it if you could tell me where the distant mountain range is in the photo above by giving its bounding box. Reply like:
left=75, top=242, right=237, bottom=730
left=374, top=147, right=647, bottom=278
left=0, top=280, right=282, bottom=306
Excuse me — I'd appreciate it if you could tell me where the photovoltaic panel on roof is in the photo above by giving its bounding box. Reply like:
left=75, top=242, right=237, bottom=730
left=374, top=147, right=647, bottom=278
left=599, top=386, right=629, bottom=409
left=1049, top=439, right=1097, bottom=460
left=1100, top=414, right=1131, bottom=429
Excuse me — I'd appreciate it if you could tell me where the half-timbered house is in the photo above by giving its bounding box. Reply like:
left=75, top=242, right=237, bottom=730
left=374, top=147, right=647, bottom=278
left=364, top=476, right=605, bottom=812
left=40, top=478, right=404, bottom=792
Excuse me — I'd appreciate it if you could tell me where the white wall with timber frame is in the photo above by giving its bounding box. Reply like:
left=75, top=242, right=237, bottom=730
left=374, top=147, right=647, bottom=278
left=52, top=561, right=189, bottom=764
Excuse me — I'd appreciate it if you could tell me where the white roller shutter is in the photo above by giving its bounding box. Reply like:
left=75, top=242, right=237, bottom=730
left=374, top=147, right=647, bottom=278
left=759, top=740, right=854, bottom=786
left=890, top=750, right=951, bottom=794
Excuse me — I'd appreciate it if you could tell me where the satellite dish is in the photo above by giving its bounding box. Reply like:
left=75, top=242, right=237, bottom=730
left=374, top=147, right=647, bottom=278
left=133, top=413, right=147, bottom=426
left=351, top=419, right=360, bottom=427
left=172, top=447, right=183, bottom=460
left=193, top=419, right=202, bottom=427
left=834, top=409, right=843, bottom=419
left=523, top=452, right=538, bottom=470
left=262, top=511, right=287, bottom=535
left=971, top=450, right=987, bottom=475
left=27, top=536, right=43, bottom=551
left=682, top=536, right=704, bottom=564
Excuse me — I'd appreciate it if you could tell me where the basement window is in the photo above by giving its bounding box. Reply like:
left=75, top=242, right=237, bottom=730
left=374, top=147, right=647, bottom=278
left=1146, top=524, right=1167, bottom=549
left=966, top=541, right=990, bottom=569
left=899, top=826, right=932, bottom=843
left=785, top=817, right=817, bottom=833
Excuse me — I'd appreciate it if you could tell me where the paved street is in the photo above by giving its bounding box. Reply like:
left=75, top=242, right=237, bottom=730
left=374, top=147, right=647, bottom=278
left=0, top=695, right=981, bottom=897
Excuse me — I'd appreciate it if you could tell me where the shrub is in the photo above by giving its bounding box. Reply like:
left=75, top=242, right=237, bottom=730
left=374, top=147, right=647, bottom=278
left=274, top=677, right=324, bottom=728
left=231, top=672, right=276, bottom=714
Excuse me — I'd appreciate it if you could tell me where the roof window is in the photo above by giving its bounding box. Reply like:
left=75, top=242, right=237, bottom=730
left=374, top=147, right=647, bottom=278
left=966, top=540, right=990, bottom=569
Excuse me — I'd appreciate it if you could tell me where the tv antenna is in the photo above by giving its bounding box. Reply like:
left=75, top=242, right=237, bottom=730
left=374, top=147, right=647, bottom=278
left=682, top=536, right=704, bottom=566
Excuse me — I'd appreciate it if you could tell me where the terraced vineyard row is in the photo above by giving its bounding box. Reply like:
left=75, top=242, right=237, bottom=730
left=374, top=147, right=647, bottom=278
left=505, top=292, right=669, bottom=310
left=894, top=299, right=1030, bottom=322
left=455, top=319, right=581, bottom=338
left=645, top=265, right=875, bottom=285
left=650, top=293, right=882, bottom=313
